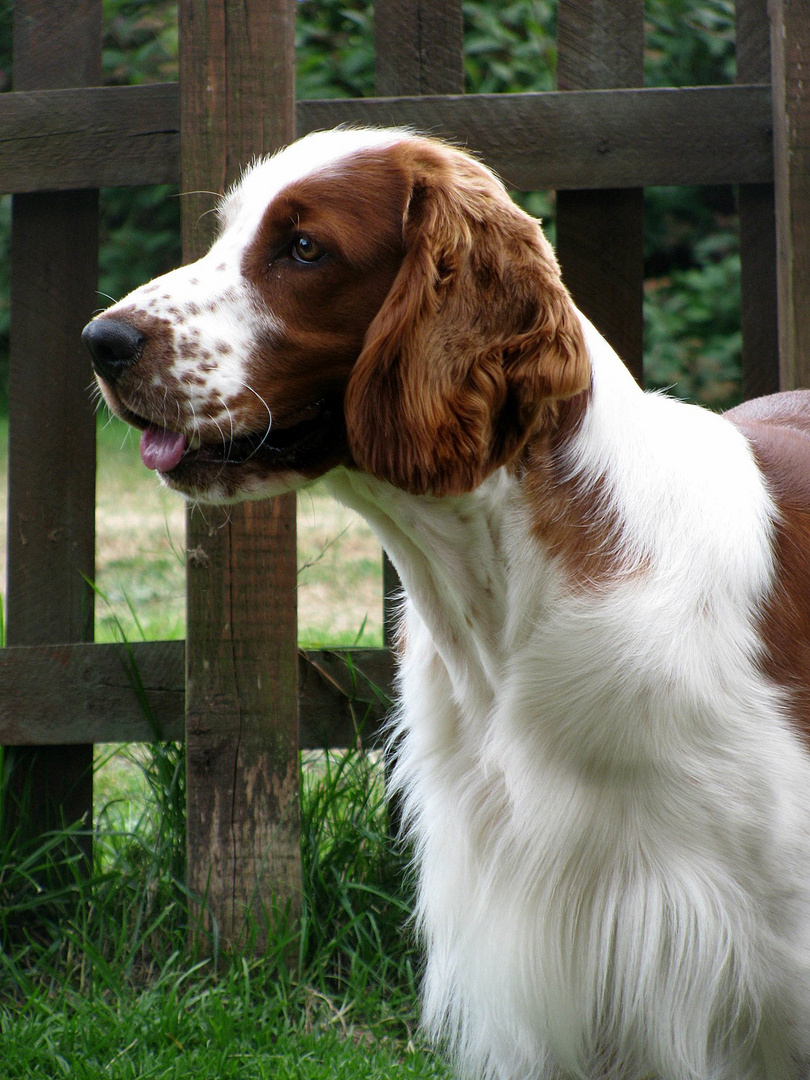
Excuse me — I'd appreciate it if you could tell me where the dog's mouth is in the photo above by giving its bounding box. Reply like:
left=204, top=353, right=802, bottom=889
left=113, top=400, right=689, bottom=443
left=119, top=400, right=336, bottom=485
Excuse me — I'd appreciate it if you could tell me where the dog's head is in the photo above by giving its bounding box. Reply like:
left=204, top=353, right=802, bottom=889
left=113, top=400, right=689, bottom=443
left=84, top=128, right=590, bottom=502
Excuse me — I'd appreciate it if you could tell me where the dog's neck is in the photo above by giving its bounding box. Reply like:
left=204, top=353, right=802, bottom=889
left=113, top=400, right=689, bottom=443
left=325, top=315, right=647, bottom=699
left=326, top=464, right=513, bottom=698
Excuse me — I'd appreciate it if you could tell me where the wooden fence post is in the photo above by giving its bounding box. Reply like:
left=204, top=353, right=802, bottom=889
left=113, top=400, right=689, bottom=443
left=555, top=0, right=645, bottom=382
left=2, top=0, right=100, bottom=868
left=769, top=0, right=810, bottom=390
left=180, top=0, right=301, bottom=955
left=737, top=0, right=780, bottom=399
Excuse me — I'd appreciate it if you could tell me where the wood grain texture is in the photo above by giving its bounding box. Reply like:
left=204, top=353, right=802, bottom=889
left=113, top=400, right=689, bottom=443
left=556, top=0, right=643, bottom=91
left=555, top=0, right=644, bottom=381
left=179, top=0, right=295, bottom=256
left=0, top=641, right=186, bottom=744
left=3, top=0, right=101, bottom=864
left=769, top=0, right=810, bottom=390
left=0, top=644, right=393, bottom=748
left=737, top=0, right=780, bottom=399
left=185, top=500, right=300, bottom=943
left=374, top=0, right=464, bottom=95
left=0, top=84, right=180, bottom=193
left=295, top=86, right=774, bottom=190
left=12, top=0, right=100, bottom=91
left=180, top=0, right=301, bottom=950
left=0, top=84, right=775, bottom=196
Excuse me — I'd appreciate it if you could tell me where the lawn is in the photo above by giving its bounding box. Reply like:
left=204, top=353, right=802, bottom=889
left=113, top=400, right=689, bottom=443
left=0, top=417, right=447, bottom=1078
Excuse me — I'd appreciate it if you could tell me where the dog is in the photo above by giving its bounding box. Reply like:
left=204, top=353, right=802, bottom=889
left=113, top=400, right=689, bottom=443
left=83, top=128, right=810, bottom=1079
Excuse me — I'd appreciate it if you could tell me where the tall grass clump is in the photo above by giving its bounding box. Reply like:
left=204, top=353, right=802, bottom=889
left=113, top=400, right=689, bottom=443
left=0, top=707, right=437, bottom=1074
left=0, top=738, right=190, bottom=1000
left=299, top=747, right=418, bottom=1019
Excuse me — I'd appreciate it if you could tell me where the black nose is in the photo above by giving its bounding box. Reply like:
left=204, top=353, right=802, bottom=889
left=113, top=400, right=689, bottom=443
left=82, top=317, right=146, bottom=384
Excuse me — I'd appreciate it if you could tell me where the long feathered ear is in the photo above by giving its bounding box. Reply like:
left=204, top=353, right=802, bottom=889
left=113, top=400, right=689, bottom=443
left=343, top=140, right=591, bottom=497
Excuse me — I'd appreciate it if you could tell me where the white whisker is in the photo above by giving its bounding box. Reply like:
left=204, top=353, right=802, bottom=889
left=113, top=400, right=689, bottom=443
left=240, top=383, right=274, bottom=462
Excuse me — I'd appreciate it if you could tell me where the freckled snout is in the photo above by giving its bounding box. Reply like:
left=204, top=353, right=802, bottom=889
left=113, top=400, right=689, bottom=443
left=82, top=317, right=146, bottom=385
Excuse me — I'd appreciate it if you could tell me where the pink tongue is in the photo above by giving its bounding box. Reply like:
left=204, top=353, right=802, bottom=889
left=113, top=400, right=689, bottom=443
left=139, top=427, right=188, bottom=472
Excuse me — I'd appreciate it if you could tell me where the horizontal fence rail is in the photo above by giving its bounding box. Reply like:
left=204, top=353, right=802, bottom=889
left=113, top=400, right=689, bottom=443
left=0, top=83, right=774, bottom=195
left=0, top=644, right=394, bottom=748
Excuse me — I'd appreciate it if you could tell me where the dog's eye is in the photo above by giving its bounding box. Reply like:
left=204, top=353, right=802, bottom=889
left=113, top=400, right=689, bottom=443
left=291, top=235, right=326, bottom=264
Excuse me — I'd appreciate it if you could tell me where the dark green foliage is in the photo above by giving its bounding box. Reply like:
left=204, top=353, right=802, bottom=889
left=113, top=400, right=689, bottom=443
left=642, top=1, right=741, bottom=408
left=296, top=0, right=374, bottom=100
left=102, top=0, right=178, bottom=86
left=645, top=0, right=736, bottom=87
left=98, top=1, right=182, bottom=308
left=463, top=1, right=556, bottom=93
left=645, top=227, right=741, bottom=408
left=98, top=186, right=181, bottom=309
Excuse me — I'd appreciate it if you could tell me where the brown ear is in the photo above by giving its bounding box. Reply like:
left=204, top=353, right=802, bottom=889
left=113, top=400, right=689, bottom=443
left=344, top=142, right=591, bottom=496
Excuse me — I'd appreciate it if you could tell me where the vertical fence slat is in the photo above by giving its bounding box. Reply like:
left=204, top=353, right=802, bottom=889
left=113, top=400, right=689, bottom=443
left=769, top=0, right=810, bottom=391
left=374, top=0, right=464, bottom=96
left=736, top=0, right=779, bottom=400
left=3, top=0, right=100, bottom=864
left=555, top=0, right=645, bottom=383
left=180, top=0, right=300, bottom=954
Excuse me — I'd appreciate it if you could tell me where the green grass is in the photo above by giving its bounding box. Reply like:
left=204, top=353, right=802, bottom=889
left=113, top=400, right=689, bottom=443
left=0, top=415, right=384, bottom=645
left=0, top=740, right=447, bottom=1077
left=2, top=986, right=447, bottom=1079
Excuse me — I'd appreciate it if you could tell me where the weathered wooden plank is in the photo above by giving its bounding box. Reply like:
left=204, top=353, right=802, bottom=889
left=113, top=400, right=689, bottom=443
left=296, top=85, right=774, bottom=190
left=299, top=648, right=394, bottom=750
left=556, top=0, right=643, bottom=91
left=555, top=0, right=645, bottom=380
left=374, top=0, right=464, bottom=96
left=0, top=84, right=180, bottom=193
left=0, top=641, right=186, bottom=744
left=737, top=0, right=780, bottom=399
left=13, top=0, right=100, bottom=88
left=0, top=644, right=393, bottom=749
left=769, top=0, right=810, bottom=390
left=306, top=80, right=747, bottom=194
left=3, top=0, right=101, bottom=865
left=0, top=84, right=774, bottom=195
left=180, top=0, right=301, bottom=952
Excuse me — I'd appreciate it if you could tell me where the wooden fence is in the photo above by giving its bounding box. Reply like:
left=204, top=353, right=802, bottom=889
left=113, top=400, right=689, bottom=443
left=0, top=0, right=808, bottom=952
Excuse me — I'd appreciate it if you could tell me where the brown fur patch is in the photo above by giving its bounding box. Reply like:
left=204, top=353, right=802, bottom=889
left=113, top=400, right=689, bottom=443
left=237, top=147, right=412, bottom=474
left=343, top=140, right=592, bottom=496
left=520, top=390, right=637, bottom=588
left=726, top=391, right=810, bottom=742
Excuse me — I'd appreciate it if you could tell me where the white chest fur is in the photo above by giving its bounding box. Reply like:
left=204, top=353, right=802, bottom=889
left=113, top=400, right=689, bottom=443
left=326, top=318, right=810, bottom=1080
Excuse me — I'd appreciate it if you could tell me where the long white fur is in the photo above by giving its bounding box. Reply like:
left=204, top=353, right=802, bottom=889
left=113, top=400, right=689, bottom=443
left=97, top=129, right=810, bottom=1078
left=327, top=315, right=810, bottom=1079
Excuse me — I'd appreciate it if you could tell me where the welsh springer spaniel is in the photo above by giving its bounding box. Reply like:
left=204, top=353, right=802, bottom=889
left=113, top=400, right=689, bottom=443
left=83, top=128, right=810, bottom=1079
